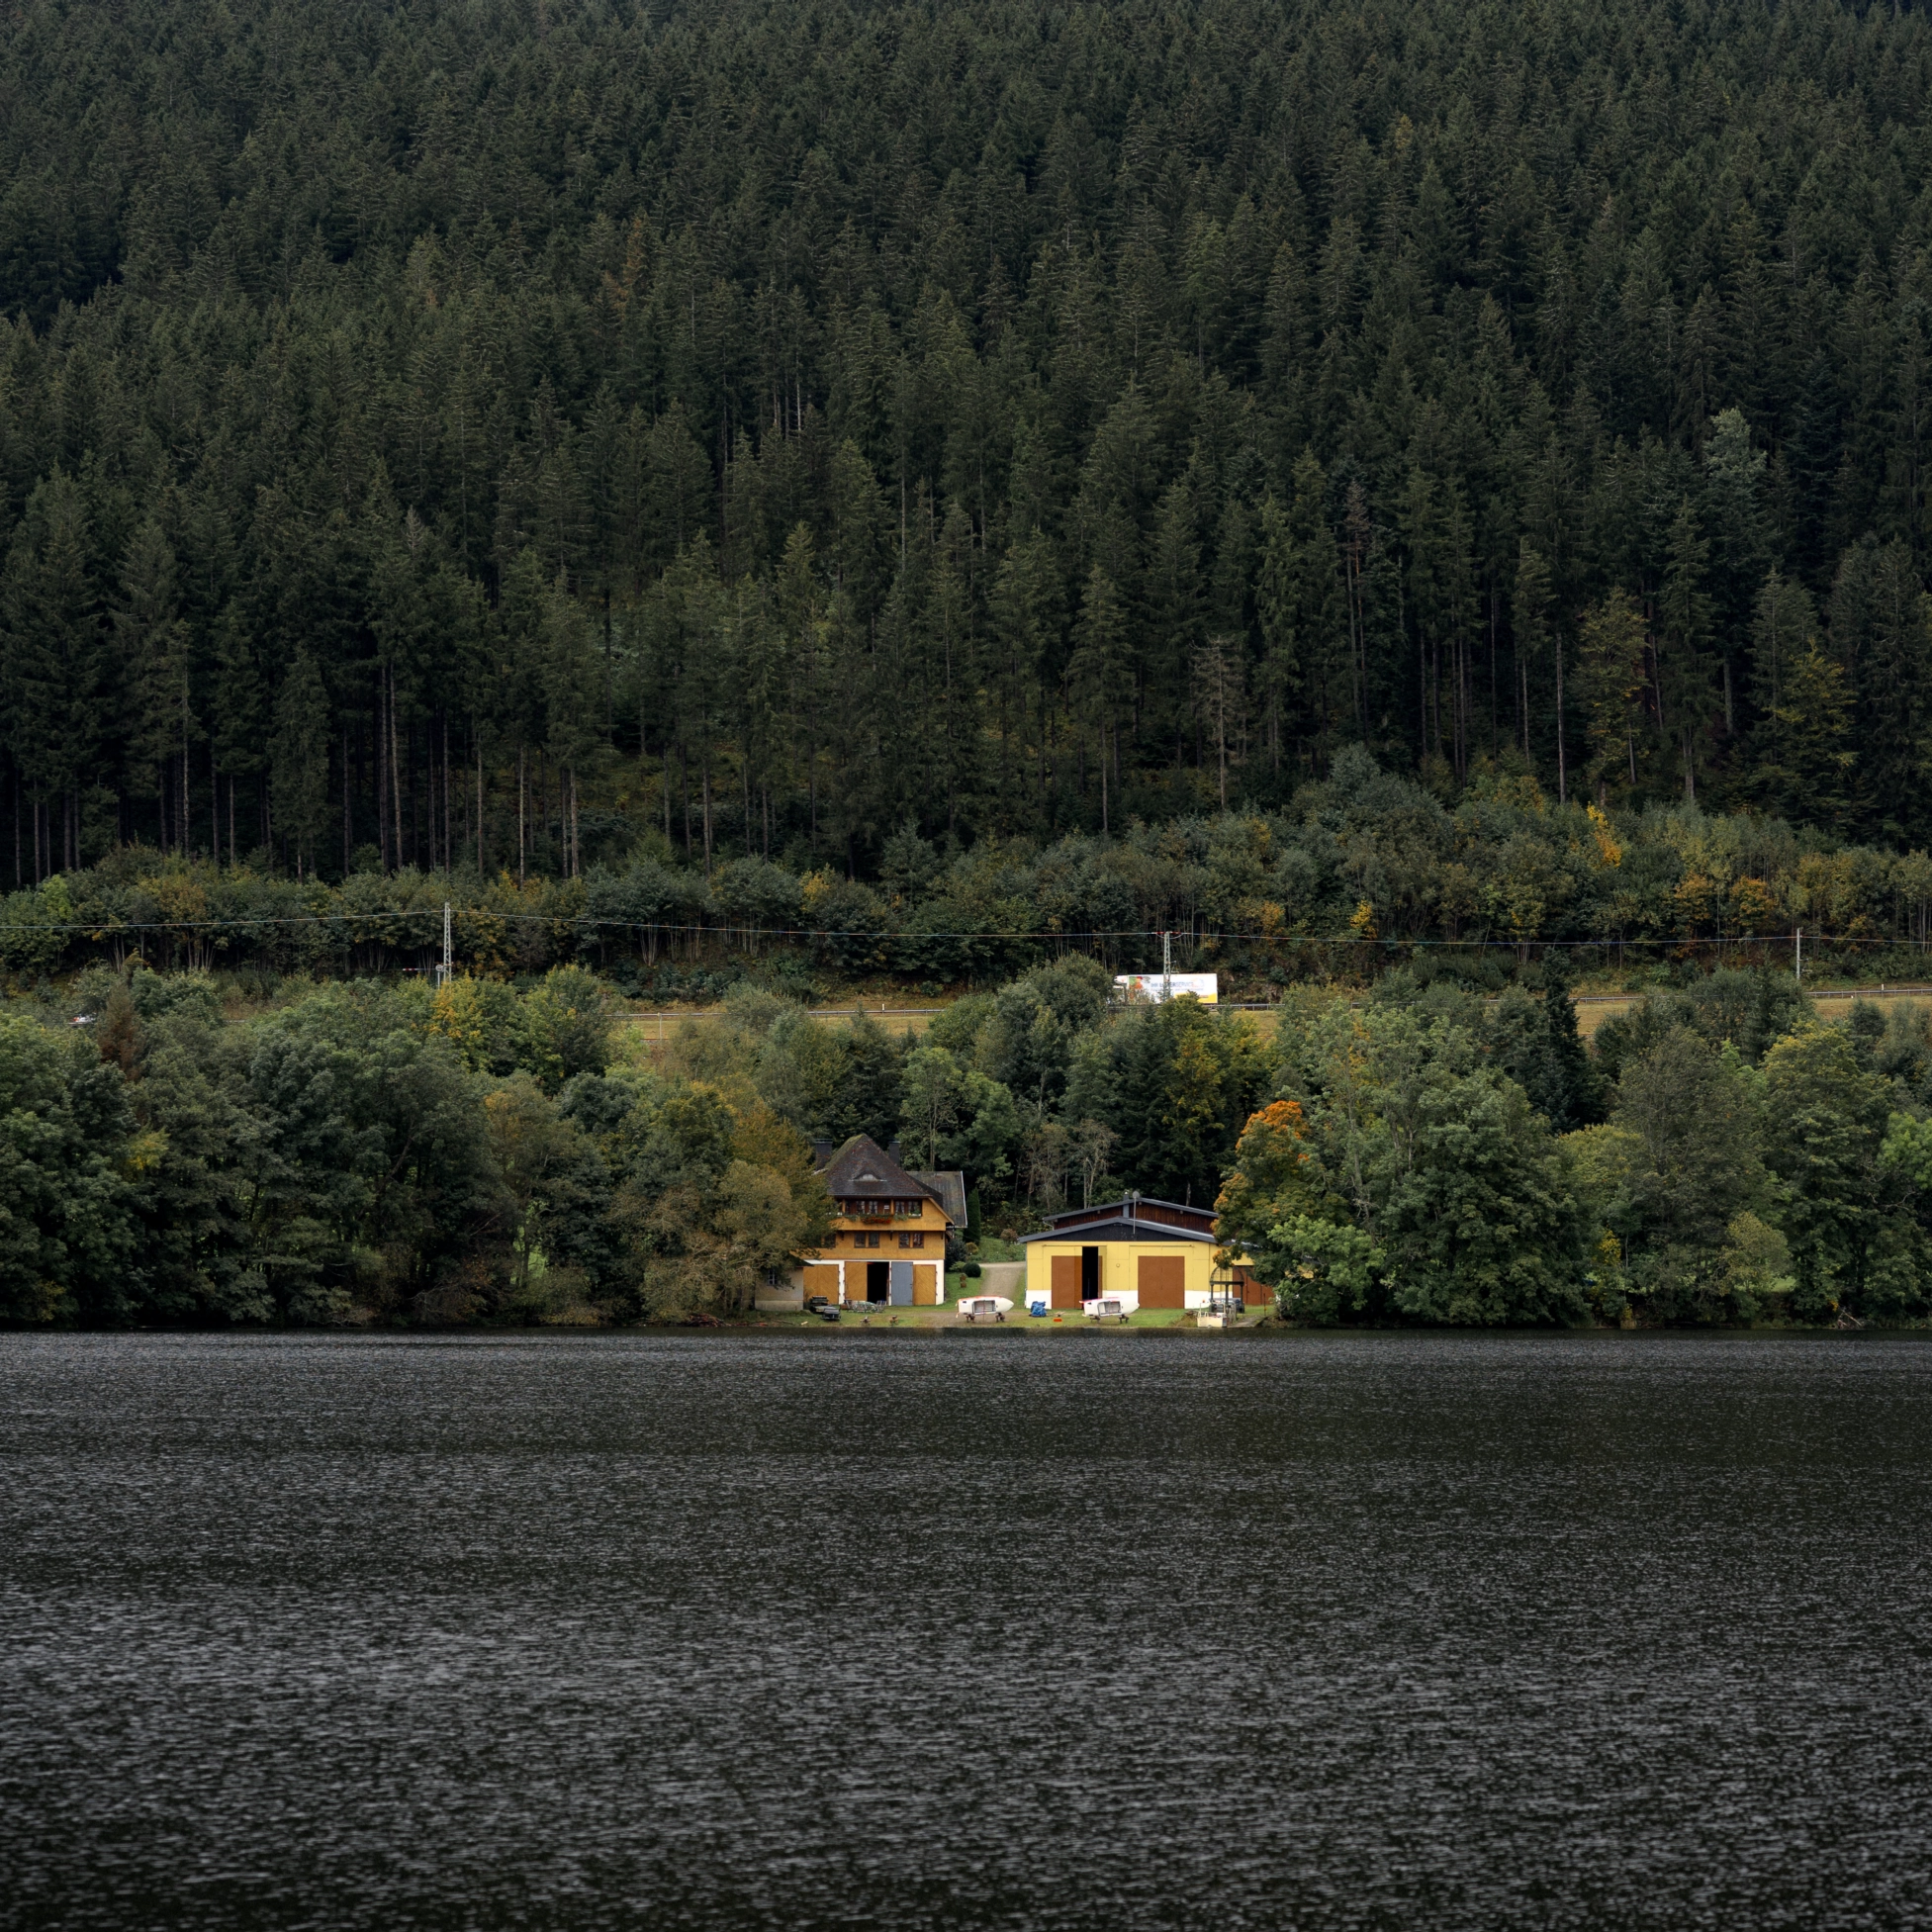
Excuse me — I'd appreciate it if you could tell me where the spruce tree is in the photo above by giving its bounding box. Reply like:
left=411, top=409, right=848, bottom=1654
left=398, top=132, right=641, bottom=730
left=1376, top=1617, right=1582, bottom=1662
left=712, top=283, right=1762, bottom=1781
left=270, top=649, right=330, bottom=878
left=3, top=475, right=104, bottom=874
left=115, top=518, right=192, bottom=855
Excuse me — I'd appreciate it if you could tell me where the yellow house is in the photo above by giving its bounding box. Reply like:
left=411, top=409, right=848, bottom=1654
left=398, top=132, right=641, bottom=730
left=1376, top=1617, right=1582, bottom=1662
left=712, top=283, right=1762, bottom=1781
left=786, top=1135, right=963, bottom=1309
left=1021, top=1195, right=1267, bottom=1313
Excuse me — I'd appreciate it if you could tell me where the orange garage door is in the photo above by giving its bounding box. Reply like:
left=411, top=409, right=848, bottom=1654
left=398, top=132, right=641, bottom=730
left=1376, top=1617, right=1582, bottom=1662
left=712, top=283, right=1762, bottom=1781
left=1051, top=1254, right=1084, bottom=1308
left=1138, top=1254, right=1186, bottom=1309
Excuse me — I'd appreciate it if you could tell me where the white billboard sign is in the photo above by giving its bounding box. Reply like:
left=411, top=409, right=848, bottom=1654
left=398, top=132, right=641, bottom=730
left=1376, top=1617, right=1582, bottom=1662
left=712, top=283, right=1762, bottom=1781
left=1114, top=972, right=1219, bottom=1005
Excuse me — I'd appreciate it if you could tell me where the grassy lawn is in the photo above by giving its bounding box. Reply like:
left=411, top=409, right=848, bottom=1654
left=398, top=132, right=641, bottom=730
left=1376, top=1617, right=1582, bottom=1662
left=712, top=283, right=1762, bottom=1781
left=1007, top=1306, right=1194, bottom=1329
left=741, top=1302, right=1247, bottom=1331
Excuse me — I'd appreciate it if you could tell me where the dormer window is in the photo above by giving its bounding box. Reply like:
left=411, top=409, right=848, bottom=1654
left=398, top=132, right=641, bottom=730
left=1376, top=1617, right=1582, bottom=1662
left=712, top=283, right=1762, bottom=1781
left=817, top=1136, right=956, bottom=1236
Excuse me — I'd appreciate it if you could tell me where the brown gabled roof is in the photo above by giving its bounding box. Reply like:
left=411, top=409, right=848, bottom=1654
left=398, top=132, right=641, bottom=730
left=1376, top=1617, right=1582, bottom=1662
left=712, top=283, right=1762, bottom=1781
left=815, top=1134, right=959, bottom=1223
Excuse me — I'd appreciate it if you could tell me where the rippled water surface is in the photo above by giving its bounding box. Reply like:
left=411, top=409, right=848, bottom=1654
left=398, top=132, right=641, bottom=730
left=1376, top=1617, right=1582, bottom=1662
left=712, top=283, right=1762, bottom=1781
left=5, top=1332, right=1931, bottom=1930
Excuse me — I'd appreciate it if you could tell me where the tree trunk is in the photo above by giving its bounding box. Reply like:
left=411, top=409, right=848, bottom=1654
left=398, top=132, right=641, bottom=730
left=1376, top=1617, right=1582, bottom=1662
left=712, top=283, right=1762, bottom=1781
left=1555, top=639, right=1567, bottom=805
left=378, top=683, right=390, bottom=871
left=701, top=747, right=712, bottom=876
left=1422, top=621, right=1437, bottom=765
left=389, top=660, right=404, bottom=872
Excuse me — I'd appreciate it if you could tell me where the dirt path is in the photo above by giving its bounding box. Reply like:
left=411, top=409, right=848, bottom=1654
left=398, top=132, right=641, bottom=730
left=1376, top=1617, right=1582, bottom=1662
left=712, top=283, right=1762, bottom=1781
left=619, top=987, right=1932, bottom=1046
left=1570, top=984, right=1932, bottom=1036
left=618, top=1004, right=946, bottom=1041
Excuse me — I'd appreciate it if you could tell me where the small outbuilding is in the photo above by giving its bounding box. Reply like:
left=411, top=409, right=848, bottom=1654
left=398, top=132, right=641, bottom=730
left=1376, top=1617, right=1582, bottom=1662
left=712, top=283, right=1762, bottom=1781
left=1020, top=1195, right=1268, bottom=1314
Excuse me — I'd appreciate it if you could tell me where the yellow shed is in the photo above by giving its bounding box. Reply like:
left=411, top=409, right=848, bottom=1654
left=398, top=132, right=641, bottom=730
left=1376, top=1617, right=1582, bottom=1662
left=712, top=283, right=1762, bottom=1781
left=1021, top=1196, right=1267, bottom=1312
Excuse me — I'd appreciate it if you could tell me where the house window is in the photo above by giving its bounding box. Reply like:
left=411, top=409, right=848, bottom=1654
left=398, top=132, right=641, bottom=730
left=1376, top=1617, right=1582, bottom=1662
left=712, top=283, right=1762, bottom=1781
left=893, top=1198, right=918, bottom=1218
left=900, top=1232, right=928, bottom=1249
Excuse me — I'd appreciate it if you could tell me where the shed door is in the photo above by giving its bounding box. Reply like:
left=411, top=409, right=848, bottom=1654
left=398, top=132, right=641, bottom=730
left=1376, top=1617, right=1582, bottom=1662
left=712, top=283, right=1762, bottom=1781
left=1138, top=1254, right=1186, bottom=1309
left=889, top=1260, right=914, bottom=1306
left=1051, top=1254, right=1083, bottom=1309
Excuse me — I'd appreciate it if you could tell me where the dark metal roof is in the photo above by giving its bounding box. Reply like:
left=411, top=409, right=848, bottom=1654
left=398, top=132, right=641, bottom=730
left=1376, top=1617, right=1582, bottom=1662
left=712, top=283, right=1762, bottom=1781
left=1019, top=1219, right=1213, bottom=1245
left=913, top=1169, right=966, bottom=1227
left=1051, top=1190, right=1213, bottom=1236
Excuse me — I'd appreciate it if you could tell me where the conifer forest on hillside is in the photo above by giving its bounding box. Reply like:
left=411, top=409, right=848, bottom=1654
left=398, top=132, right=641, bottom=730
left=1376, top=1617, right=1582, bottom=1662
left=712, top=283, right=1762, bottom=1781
left=15, top=0, right=1932, bottom=1328
left=5, top=0, right=1932, bottom=911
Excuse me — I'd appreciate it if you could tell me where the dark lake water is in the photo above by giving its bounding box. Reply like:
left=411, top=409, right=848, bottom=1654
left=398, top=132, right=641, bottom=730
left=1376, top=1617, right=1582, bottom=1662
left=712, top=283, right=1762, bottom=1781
left=4, top=1332, right=1930, bottom=1930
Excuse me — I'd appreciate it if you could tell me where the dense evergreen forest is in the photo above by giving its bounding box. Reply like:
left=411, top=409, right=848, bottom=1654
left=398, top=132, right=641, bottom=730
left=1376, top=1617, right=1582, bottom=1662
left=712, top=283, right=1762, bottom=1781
left=15, top=0, right=1932, bottom=1333
left=8, top=0, right=1932, bottom=904
left=7, top=762, right=1932, bottom=995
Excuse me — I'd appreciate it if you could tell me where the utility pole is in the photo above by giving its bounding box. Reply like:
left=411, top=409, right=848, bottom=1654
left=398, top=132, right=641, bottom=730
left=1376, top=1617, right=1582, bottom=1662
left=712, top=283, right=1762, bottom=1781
left=439, top=901, right=453, bottom=989
left=1794, top=928, right=1802, bottom=984
left=1161, top=929, right=1173, bottom=1004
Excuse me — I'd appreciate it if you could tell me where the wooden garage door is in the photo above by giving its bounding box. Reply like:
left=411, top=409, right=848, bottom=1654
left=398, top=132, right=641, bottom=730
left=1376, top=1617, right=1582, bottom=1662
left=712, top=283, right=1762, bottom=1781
left=1051, top=1254, right=1084, bottom=1308
left=1138, top=1254, right=1186, bottom=1309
